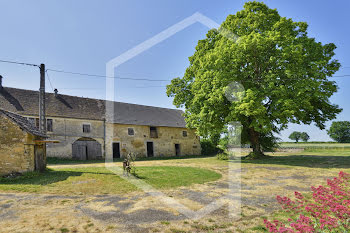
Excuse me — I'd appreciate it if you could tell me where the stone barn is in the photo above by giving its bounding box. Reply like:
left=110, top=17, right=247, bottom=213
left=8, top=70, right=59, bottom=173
left=0, top=109, right=47, bottom=176
left=0, top=84, right=201, bottom=160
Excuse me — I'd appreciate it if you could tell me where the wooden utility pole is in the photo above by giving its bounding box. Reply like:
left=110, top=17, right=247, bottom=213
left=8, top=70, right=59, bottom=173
left=39, top=63, right=46, bottom=133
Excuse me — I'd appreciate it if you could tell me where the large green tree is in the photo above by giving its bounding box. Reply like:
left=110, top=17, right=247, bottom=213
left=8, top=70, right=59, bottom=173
left=327, top=121, right=350, bottom=143
left=289, top=131, right=302, bottom=143
left=167, top=2, right=341, bottom=158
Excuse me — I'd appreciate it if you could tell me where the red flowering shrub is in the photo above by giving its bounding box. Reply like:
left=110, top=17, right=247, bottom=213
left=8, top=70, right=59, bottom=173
left=264, top=171, right=350, bottom=232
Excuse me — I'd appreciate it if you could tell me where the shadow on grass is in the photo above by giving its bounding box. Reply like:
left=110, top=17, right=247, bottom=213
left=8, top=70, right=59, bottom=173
left=235, top=154, right=350, bottom=169
left=47, top=157, right=106, bottom=165
left=0, top=169, right=83, bottom=185
left=0, top=169, right=120, bottom=186
left=47, top=154, right=214, bottom=165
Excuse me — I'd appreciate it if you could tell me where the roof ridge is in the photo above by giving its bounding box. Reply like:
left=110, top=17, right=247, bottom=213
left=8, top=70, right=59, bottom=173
left=3, top=86, right=183, bottom=112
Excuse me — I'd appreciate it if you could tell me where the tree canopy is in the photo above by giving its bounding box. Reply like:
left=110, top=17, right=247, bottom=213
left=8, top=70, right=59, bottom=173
left=327, top=121, right=350, bottom=143
left=167, top=1, right=341, bottom=158
left=289, top=131, right=302, bottom=143
left=289, top=131, right=310, bottom=142
left=300, top=132, right=310, bottom=142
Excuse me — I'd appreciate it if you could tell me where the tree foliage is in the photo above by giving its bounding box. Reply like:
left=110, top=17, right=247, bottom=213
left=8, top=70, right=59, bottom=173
left=200, top=138, right=223, bottom=155
left=327, top=121, right=350, bottom=143
left=167, top=1, right=341, bottom=158
left=289, top=131, right=302, bottom=143
left=300, top=132, right=310, bottom=142
left=289, top=131, right=310, bottom=142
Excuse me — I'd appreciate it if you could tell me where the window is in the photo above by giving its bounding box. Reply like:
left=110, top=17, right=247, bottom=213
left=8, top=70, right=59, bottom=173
left=83, top=124, right=91, bottom=133
left=35, top=118, right=39, bottom=128
left=182, top=131, right=188, bottom=137
left=47, top=119, right=53, bottom=132
left=150, top=127, right=158, bottom=138
left=128, top=128, right=134, bottom=136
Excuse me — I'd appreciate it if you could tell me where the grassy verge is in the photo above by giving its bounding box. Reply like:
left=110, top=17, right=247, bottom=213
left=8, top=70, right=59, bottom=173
left=280, top=142, right=350, bottom=148
left=239, top=154, right=350, bottom=168
left=0, top=166, right=221, bottom=195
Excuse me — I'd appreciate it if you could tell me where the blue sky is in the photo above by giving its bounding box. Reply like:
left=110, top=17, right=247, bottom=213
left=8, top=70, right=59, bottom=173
left=0, top=0, right=349, bottom=141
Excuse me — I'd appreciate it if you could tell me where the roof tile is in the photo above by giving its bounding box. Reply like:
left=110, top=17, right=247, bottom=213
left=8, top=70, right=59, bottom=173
left=0, top=87, right=187, bottom=128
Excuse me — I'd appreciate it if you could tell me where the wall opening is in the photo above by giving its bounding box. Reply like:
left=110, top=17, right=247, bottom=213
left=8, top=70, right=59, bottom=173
left=147, top=142, right=154, bottom=157
left=150, top=127, right=158, bottom=138
left=72, top=137, right=102, bottom=160
left=175, top=144, right=181, bottom=156
left=113, top=142, right=121, bottom=159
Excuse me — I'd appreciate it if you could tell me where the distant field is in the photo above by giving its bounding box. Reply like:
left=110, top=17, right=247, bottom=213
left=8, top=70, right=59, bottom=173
left=280, top=142, right=350, bottom=149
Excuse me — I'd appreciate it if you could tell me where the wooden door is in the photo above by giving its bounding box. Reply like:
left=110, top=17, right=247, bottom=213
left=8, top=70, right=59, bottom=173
left=72, top=139, right=102, bottom=160
left=86, top=141, right=102, bottom=159
left=34, top=145, right=46, bottom=172
left=72, top=142, right=87, bottom=160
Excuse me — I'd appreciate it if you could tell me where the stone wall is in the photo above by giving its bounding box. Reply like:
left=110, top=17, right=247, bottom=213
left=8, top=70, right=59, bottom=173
left=105, top=123, right=201, bottom=158
left=42, top=117, right=105, bottom=158
left=24, top=115, right=201, bottom=159
left=0, top=115, right=35, bottom=175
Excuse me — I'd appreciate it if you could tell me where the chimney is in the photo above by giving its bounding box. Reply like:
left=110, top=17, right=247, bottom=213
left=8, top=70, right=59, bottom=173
left=54, top=88, right=58, bottom=97
left=0, top=75, right=3, bottom=89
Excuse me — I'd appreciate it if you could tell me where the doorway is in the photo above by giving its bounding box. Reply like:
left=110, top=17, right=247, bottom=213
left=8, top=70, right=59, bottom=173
left=147, top=142, right=154, bottom=157
left=72, top=138, right=102, bottom=160
left=175, top=144, right=181, bottom=156
left=113, top=142, right=121, bottom=159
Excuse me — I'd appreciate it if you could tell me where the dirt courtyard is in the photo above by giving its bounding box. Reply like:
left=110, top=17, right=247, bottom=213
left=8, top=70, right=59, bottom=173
left=0, top=155, right=346, bottom=233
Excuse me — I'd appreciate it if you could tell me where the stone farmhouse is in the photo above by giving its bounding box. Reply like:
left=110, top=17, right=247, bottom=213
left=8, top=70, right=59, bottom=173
left=0, top=83, right=201, bottom=160
left=0, top=109, right=47, bottom=175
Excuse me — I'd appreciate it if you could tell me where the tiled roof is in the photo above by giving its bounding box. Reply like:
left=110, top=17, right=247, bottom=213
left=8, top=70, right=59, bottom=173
left=0, top=87, right=187, bottom=128
left=0, top=109, right=47, bottom=137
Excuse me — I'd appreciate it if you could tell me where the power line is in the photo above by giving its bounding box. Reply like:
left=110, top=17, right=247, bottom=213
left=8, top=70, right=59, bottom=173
left=332, top=75, right=350, bottom=77
left=0, top=59, right=170, bottom=84
left=133, top=85, right=167, bottom=88
left=1, top=58, right=350, bottom=86
left=0, top=59, right=39, bottom=67
left=45, top=70, right=54, bottom=92
left=56, top=86, right=167, bottom=90
left=58, top=88, right=103, bottom=90
left=46, top=68, right=171, bottom=82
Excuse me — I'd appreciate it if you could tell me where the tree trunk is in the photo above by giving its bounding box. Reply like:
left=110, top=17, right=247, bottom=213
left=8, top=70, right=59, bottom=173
left=247, top=127, right=266, bottom=159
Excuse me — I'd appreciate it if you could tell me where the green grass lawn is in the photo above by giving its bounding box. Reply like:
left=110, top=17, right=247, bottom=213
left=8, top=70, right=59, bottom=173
left=0, top=166, right=221, bottom=195
left=46, top=154, right=212, bottom=165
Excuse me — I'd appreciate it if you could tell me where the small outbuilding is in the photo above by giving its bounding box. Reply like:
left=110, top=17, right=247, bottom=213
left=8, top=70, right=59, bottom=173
left=0, top=109, right=47, bottom=176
